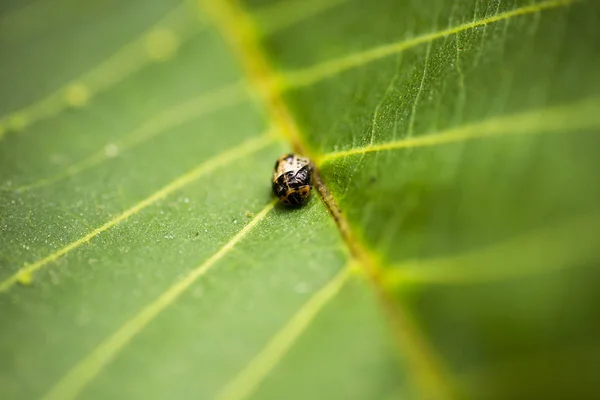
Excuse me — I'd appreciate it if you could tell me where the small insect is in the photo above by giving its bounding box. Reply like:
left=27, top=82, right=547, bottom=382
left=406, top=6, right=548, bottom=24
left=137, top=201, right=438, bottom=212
left=272, top=153, right=314, bottom=207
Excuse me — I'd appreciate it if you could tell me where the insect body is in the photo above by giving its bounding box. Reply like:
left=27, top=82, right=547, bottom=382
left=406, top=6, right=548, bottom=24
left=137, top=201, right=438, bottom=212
left=272, top=153, right=313, bottom=207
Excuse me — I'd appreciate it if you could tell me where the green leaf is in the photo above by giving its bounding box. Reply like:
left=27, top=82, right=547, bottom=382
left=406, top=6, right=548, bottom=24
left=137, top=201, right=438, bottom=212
left=1, top=0, right=599, bottom=399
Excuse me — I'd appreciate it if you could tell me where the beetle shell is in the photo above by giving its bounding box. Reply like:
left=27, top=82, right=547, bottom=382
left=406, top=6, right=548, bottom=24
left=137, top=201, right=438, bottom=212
left=272, top=153, right=313, bottom=207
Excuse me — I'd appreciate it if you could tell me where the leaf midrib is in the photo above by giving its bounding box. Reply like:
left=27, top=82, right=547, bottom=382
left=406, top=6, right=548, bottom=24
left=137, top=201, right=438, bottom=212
left=198, top=0, right=457, bottom=398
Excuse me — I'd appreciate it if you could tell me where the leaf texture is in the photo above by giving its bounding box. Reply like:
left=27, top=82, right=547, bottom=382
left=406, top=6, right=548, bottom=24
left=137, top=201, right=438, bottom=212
left=1, top=0, right=599, bottom=399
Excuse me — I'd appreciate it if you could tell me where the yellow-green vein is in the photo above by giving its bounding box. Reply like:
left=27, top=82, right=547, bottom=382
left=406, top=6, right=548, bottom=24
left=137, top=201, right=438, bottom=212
left=5, top=82, right=245, bottom=192
left=254, top=0, right=352, bottom=36
left=384, top=210, right=600, bottom=288
left=283, top=0, right=580, bottom=88
left=0, top=0, right=354, bottom=140
left=318, top=96, right=600, bottom=163
left=0, top=2, right=198, bottom=138
left=217, top=265, right=353, bottom=400
left=0, top=133, right=273, bottom=293
left=198, top=1, right=457, bottom=399
left=40, top=201, right=276, bottom=400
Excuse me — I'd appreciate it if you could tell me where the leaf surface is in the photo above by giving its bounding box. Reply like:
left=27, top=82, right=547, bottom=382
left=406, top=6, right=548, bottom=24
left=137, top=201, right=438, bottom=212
left=1, top=0, right=599, bottom=399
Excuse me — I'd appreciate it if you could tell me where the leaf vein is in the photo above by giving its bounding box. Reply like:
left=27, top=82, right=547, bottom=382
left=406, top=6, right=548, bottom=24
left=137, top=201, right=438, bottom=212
left=319, top=97, right=600, bottom=163
left=199, top=0, right=458, bottom=398
left=40, top=201, right=276, bottom=400
left=254, top=0, right=352, bottom=36
left=282, top=0, right=580, bottom=88
left=0, top=134, right=273, bottom=292
left=407, top=41, right=432, bottom=138
left=216, top=266, right=352, bottom=400
left=0, top=3, right=199, bottom=139
left=4, top=83, right=246, bottom=192
left=384, top=210, right=600, bottom=287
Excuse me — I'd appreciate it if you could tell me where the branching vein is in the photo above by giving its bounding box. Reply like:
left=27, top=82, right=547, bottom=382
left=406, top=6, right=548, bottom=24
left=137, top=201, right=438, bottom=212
left=217, top=266, right=352, bottom=400
left=384, top=210, right=600, bottom=287
left=0, top=3, right=199, bottom=139
left=254, top=0, right=352, bottom=35
left=283, top=0, right=579, bottom=88
left=407, top=41, right=432, bottom=138
left=198, top=0, right=458, bottom=398
left=319, top=96, right=600, bottom=163
left=5, top=83, right=245, bottom=192
left=0, top=134, right=273, bottom=292
left=40, top=201, right=276, bottom=400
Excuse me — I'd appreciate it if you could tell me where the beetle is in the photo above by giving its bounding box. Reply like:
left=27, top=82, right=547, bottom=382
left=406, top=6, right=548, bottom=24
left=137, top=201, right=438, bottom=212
left=272, top=153, right=313, bottom=207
